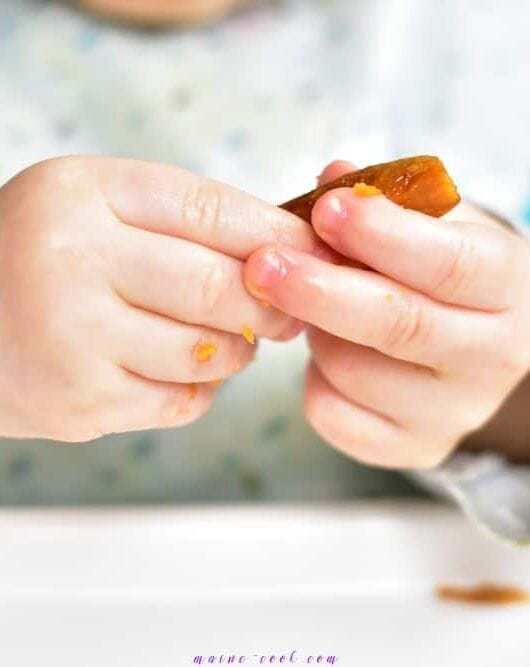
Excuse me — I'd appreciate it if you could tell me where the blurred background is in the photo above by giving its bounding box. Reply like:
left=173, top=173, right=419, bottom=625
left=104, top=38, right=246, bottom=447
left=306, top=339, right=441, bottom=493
left=0, top=0, right=528, bottom=505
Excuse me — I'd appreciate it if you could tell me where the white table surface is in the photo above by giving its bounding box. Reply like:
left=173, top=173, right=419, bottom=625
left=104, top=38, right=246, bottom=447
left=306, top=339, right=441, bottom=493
left=1, top=501, right=530, bottom=666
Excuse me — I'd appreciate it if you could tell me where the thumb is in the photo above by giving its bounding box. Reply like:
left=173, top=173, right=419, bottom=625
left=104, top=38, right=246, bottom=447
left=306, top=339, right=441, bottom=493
left=318, top=160, right=357, bottom=187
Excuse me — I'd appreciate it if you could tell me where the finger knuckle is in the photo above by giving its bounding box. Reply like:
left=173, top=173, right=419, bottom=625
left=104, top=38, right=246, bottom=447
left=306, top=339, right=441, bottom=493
left=192, top=260, right=227, bottom=318
left=182, top=180, right=225, bottom=236
left=32, top=156, right=91, bottom=192
left=2, top=160, right=91, bottom=266
left=384, top=296, right=432, bottom=354
left=434, top=232, right=478, bottom=301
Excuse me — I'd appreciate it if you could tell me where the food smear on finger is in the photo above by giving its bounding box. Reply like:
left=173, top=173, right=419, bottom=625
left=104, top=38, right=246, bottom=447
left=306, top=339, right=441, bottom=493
left=178, top=383, right=198, bottom=415
left=240, top=326, right=256, bottom=345
left=196, top=343, right=218, bottom=363
left=246, top=281, right=271, bottom=308
left=281, top=155, right=461, bottom=221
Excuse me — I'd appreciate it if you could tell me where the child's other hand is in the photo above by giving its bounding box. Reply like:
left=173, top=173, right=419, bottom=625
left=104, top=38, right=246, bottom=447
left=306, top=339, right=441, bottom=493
left=0, top=157, right=316, bottom=442
left=245, top=161, right=530, bottom=469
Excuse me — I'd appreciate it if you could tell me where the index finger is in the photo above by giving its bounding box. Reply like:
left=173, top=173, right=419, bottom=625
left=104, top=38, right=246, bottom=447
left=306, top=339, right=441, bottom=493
left=96, top=157, right=321, bottom=260
left=244, top=245, right=498, bottom=371
left=311, top=188, right=527, bottom=311
left=317, top=160, right=357, bottom=186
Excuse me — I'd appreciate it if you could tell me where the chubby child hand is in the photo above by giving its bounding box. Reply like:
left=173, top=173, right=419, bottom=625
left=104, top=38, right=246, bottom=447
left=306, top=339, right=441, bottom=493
left=245, top=161, right=530, bottom=469
left=0, top=157, right=316, bottom=442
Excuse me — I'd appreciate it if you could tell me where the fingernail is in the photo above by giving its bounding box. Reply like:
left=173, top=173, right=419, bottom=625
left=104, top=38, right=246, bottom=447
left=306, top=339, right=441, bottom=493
left=247, top=249, right=292, bottom=297
left=314, top=193, right=349, bottom=236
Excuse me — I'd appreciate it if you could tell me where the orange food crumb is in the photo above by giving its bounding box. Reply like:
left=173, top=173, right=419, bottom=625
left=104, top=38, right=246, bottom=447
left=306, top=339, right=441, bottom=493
left=196, top=343, right=218, bottom=363
left=437, top=583, right=530, bottom=606
left=353, top=182, right=382, bottom=197
left=435, top=361, right=447, bottom=373
left=188, top=383, right=198, bottom=400
left=248, top=285, right=272, bottom=308
left=241, top=326, right=256, bottom=345
left=209, top=379, right=224, bottom=387
left=384, top=293, right=394, bottom=304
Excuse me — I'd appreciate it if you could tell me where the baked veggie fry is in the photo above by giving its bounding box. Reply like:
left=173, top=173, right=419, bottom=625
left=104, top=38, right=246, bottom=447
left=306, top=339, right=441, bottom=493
left=280, top=155, right=461, bottom=221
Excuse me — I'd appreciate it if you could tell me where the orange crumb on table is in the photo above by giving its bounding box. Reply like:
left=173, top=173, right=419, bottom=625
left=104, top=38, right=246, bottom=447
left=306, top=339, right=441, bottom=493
left=241, top=326, right=256, bottom=345
left=437, top=583, right=530, bottom=606
left=196, top=343, right=218, bottom=363
left=353, top=182, right=382, bottom=197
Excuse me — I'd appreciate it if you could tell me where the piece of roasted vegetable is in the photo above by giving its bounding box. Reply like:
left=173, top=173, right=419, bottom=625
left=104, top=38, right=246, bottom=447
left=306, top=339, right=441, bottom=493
left=280, top=155, right=460, bottom=221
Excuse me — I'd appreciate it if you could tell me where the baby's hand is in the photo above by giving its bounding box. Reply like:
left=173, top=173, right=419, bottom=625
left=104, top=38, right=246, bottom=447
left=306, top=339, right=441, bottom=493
left=245, top=161, right=530, bottom=469
left=0, top=157, right=316, bottom=441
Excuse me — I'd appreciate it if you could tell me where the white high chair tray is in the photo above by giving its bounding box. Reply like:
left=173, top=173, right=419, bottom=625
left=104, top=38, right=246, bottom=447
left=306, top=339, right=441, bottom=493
left=0, top=502, right=529, bottom=666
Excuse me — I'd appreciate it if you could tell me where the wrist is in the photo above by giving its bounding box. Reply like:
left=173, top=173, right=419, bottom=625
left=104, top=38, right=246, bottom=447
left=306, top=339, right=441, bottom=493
left=460, top=371, right=530, bottom=463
